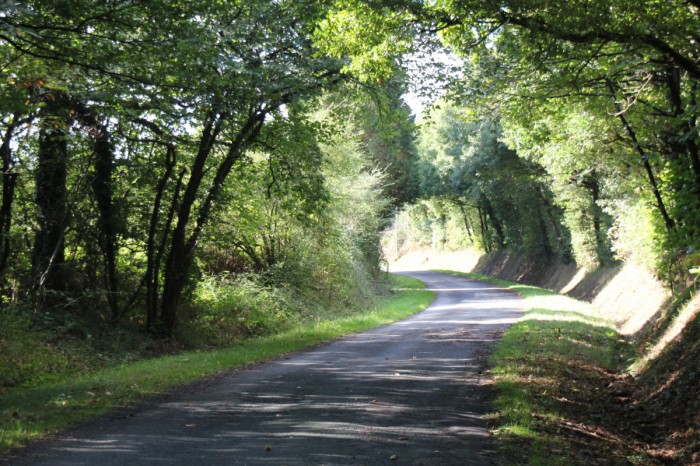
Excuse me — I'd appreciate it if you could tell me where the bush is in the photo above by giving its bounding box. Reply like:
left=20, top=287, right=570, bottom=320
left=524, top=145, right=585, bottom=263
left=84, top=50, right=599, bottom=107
left=186, top=274, right=303, bottom=346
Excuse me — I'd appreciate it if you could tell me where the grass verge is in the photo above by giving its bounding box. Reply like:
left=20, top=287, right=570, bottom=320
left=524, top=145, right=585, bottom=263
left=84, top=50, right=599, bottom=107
left=433, top=270, right=643, bottom=465
left=0, top=274, right=433, bottom=453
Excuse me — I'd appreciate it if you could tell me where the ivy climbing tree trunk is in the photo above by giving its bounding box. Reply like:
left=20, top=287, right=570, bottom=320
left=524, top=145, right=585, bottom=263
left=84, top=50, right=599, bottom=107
left=74, top=103, right=119, bottom=321
left=33, top=99, right=70, bottom=307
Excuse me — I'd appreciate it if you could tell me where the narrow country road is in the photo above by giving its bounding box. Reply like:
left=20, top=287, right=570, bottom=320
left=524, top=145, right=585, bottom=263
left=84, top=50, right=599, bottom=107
left=6, top=271, right=522, bottom=465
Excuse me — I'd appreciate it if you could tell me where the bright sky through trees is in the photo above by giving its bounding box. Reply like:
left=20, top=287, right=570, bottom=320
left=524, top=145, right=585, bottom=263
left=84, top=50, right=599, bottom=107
left=401, top=48, right=464, bottom=119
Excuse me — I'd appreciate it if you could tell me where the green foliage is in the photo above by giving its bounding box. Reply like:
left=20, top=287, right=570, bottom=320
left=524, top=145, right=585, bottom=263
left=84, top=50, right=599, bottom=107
left=388, top=199, right=475, bottom=254
left=318, top=80, right=420, bottom=207
left=448, top=0, right=699, bottom=273
left=0, top=304, right=150, bottom=392
left=182, top=87, right=399, bottom=346
left=314, top=1, right=415, bottom=82
left=326, top=0, right=699, bottom=276
left=186, top=274, right=298, bottom=346
left=0, top=310, right=69, bottom=389
left=402, top=100, right=571, bottom=260
left=0, top=0, right=419, bottom=339
left=606, top=199, right=662, bottom=270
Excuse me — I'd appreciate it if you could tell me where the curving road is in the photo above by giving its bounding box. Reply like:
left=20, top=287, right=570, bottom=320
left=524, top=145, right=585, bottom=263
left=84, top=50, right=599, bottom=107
left=6, top=271, right=522, bottom=465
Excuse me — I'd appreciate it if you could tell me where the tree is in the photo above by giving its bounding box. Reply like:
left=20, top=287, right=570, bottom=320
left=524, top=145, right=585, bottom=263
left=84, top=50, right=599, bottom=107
left=0, top=0, right=346, bottom=335
left=415, top=101, right=570, bottom=258
left=319, top=80, right=420, bottom=208
left=320, top=0, right=700, bottom=275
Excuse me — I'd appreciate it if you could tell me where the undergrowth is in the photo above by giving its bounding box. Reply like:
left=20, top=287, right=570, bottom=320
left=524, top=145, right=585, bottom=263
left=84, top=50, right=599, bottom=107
left=0, top=306, right=149, bottom=391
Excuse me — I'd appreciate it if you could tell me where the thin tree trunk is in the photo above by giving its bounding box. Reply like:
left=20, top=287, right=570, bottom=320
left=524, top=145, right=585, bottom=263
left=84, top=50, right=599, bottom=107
left=482, top=197, right=505, bottom=248
left=607, top=81, right=675, bottom=231
left=144, top=145, right=177, bottom=330
left=455, top=200, right=475, bottom=245
left=535, top=186, right=567, bottom=259
left=477, top=206, right=490, bottom=252
left=536, top=202, right=553, bottom=258
left=581, top=172, right=608, bottom=264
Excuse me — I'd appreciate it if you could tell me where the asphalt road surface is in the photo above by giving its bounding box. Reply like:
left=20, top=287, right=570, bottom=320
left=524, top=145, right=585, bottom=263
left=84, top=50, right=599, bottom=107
left=6, top=271, right=523, bottom=465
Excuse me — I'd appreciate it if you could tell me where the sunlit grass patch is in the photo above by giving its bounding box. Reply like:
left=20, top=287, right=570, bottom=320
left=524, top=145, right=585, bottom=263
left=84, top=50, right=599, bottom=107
left=389, top=273, right=427, bottom=291
left=488, top=314, right=633, bottom=463
left=0, top=274, right=434, bottom=453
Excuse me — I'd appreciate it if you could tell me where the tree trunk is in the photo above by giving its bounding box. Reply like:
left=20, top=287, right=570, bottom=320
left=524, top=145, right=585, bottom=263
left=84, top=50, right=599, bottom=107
left=75, top=103, right=119, bottom=320
left=482, top=197, right=506, bottom=248
left=33, top=105, right=70, bottom=305
left=581, top=172, right=609, bottom=264
left=665, top=68, right=700, bottom=219
left=158, top=114, right=223, bottom=334
left=477, top=206, right=490, bottom=252
left=688, top=81, right=700, bottom=193
left=144, top=145, right=178, bottom=331
left=536, top=202, right=554, bottom=258
left=159, top=111, right=267, bottom=335
left=456, top=200, right=475, bottom=245
left=0, top=115, right=23, bottom=286
left=607, top=81, right=675, bottom=231
left=535, top=186, right=568, bottom=259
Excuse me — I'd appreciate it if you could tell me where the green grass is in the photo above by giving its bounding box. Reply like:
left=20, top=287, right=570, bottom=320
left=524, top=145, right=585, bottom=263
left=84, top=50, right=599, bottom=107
left=0, top=274, right=434, bottom=452
left=433, top=270, right=637, bottom=464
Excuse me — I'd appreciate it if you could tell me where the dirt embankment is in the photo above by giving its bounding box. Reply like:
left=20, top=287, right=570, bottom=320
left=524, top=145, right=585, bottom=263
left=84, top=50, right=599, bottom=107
left=391, top=248, right=700, bottom=463
left=392, top=248, right=671, bottom=336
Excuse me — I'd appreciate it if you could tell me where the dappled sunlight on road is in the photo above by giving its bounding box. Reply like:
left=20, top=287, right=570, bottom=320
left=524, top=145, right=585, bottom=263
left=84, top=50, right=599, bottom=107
left=12, top=271, right=522, bottom=466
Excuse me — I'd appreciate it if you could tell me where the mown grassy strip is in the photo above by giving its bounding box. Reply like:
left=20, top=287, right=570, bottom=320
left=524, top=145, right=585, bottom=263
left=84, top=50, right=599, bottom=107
left=433, top=270, right=637, bottom=465
left=0, top=274, right=433, bottom=452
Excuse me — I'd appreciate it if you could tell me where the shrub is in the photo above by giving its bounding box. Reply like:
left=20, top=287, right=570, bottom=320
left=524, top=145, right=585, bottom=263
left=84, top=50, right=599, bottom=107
left=186, top=274, right=302, bottom=346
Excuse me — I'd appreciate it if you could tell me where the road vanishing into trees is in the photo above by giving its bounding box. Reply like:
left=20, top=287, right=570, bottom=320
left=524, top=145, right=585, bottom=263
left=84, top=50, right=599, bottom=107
left=7, top=272, right=522, bottom=465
